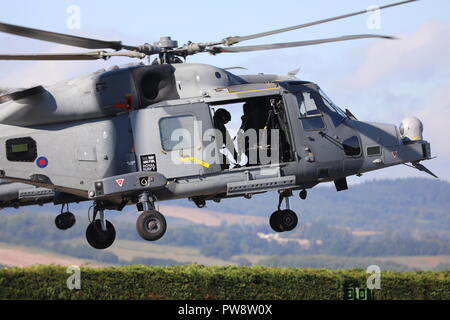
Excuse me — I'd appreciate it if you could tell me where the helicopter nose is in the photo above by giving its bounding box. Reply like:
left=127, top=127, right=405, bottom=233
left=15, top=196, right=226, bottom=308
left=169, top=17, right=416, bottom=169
left=397, top=116, right=432, bottom=161
left=353, top=119, right=432, bottom=175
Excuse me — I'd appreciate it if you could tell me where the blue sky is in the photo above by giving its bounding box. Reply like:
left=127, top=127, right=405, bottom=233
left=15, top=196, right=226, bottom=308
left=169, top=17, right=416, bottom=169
left=0, top=0, right=449, bottom=182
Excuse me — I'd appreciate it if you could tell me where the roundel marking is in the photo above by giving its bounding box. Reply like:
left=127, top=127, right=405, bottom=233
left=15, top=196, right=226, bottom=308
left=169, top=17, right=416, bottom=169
left=36, top=156, right=48, bottom=168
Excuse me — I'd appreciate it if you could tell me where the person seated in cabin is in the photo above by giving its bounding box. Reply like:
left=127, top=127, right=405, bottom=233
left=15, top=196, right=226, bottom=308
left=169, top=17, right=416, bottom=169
left=213, top=108, right=237, bottom=169
left=236, top=100, right=273, bottom=167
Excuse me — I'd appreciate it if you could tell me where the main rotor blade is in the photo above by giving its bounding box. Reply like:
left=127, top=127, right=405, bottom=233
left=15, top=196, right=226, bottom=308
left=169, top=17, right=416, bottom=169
left=213, top=34, right=396, bottom=53
left=0, top=21, right=139, bottom=51
left=0, top=51, right=146, bottom=60
left=223, top=0, right=417, bottom=45
left=0, top=53, right=100, bottom=60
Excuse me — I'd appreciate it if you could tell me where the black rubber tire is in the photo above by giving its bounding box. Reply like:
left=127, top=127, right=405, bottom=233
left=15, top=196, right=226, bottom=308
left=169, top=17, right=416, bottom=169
left=136, top=210, right=167, bottom=241
left=55, top=212, right=76, bottom=230
left=279, top=209, right=298, bottom=231
left=269, top=210, right=284, bottom=232
left=86, top=219, right=116, bottom=249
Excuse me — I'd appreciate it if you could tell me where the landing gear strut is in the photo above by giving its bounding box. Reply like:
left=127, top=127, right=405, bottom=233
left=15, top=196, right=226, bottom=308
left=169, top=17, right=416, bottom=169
left=135, top=192, right=167, bottom=241
left=85, top=204, right=116, bottom=249
left=55, top=204, right=76, bottom=230
left=269, top=190, right=299, bottom=232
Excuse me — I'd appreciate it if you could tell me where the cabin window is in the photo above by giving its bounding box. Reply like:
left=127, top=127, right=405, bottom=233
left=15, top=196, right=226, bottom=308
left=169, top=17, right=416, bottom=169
left=367, top=146, right=381, bottom=156
left=6, top=137, right=37, bottom=162
left=159, top=115, right=195, bottom=151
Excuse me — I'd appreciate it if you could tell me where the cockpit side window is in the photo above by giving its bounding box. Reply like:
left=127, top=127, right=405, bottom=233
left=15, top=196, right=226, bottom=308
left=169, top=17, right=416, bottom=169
left=297, top=92, right=321, bottom=117
left=296, top=91, right=325, bottom=131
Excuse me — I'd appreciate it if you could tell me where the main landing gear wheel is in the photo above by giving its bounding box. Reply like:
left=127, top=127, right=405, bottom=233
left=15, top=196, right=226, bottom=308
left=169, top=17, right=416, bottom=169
left=279, top=209, right=298, bottom=231
left=136, top=210, right=167, bottom=241
left=86, top=219, right=116, bottom=249
left=270, top=210, right=298, bottom=232
left=270, top=190, right=299, bottom=232
left=270, top=210, right=284, bottom=232
left=55, top=212, right=76, bottom=230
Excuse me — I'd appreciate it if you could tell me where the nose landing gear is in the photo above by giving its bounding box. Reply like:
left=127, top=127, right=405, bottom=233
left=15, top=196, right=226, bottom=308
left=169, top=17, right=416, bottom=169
left=269, top=190, right=299, bottom=232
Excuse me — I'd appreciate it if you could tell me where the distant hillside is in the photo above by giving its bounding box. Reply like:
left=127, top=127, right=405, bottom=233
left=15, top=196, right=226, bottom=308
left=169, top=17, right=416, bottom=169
left=2, top=210, right=449, bottom=263
left=170, top=178, right=450, bottom=237
left=1, top=178, right=449, bottom=268
left=12, top=177, right=449, bottom=237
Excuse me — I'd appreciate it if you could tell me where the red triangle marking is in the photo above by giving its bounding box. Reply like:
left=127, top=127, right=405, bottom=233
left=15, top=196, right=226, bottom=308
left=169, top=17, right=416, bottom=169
left=116, top=179, right=124, bottom=187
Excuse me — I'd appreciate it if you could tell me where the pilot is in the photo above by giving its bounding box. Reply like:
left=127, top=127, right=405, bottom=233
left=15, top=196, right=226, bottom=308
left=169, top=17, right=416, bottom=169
left=213, top=108, right=237, bottom=169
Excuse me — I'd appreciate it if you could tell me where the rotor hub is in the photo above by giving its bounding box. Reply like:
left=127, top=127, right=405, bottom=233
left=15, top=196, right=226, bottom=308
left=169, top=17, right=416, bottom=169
left=154, top=36, right=178, bottom=50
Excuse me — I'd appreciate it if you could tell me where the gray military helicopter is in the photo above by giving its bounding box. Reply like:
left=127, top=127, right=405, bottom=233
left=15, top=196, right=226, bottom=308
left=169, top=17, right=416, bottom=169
left=0, top=0, right=435, bottom=249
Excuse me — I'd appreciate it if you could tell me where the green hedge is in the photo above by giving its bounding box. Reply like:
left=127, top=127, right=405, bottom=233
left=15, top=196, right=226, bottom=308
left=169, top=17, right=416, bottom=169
left=0, top=265, right=448, bottom=300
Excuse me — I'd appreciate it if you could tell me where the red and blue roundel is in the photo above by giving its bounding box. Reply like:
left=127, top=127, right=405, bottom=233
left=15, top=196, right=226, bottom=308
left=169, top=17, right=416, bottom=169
left=36, top=156, right=48, bottom=168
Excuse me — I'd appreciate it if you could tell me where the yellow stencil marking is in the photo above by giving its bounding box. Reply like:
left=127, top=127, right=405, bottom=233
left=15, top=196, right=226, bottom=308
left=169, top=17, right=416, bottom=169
left=181, top=156, right=210, bottom=168
left=226, top=85, right=280, bottom=94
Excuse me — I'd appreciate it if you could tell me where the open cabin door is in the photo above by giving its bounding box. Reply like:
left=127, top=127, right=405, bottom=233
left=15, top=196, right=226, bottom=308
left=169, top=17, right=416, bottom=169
left=131, top=103, right=222, bottom=179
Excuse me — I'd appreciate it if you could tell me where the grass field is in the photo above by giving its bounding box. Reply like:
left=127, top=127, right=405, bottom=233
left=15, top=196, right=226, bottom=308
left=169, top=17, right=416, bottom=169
left=109, top=240, right=233, bottom=266
left=2, top=238, right=450, bottom=270
left=0, top=242, right=99, bottom=267
left=0, top=265, right=448, bottom=300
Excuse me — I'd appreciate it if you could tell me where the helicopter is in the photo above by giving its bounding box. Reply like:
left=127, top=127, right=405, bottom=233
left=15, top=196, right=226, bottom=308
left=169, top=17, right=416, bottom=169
left=0, top=0, right=436, bottom=249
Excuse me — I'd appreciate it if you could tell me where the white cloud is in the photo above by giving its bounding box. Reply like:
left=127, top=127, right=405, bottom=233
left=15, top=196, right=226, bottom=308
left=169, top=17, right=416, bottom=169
left=341, top=20, right=450, bottom=89
left=415, top=85, right=450, bottom=178
left=346, top=83, right=450, bottom=183
left=325, top=19, right=450, bottom=181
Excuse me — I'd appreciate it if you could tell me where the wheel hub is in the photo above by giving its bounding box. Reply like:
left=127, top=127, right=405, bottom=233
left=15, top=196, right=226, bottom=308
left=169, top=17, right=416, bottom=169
left=146, top=218, right=160, bottom=233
